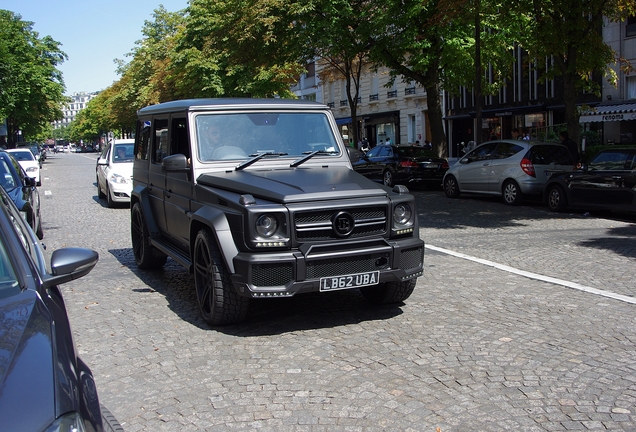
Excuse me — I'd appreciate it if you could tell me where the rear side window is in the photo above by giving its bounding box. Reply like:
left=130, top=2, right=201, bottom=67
left=492, top=142, right=524, bottom=159
left=527, top=145, right=574, bottom=165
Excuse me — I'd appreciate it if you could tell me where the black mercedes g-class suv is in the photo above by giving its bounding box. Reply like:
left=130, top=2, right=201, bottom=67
left=131, top=98, right=424, bottom=325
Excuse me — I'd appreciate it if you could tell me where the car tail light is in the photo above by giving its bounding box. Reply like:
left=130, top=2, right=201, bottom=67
left=399, top=161, right=419, bottom=168
left=441, top=161, right=449, bottom=169
left=520, top=157, right=535, bottom=177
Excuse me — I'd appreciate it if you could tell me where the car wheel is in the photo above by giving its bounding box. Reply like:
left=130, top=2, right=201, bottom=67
left=443, top=175, right=461, bottom=198
left=546, top=184, right=567, bottom=212
left=97, top=178, right=105, bottom=199
left=382, top=170, right=394, bottom=187
left=100, top=404, right=124, bottom=432
left=360, top=279, right=416, bottom=304
left=131, top=202, right=167, bottom=269
left=35, top=208, right=43, bottom=240
left=502, top=180, right=523, bottom=205
left=193, top=228, right=249, bottom=326
left=106, top=185, right=115, bottom=208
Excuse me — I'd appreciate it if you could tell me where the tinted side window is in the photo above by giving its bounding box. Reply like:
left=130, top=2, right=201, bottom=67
left=171, top=117, right=190, bottom=158
left=492, top=143, right=524, bottom=159
left=366, top=146, right=381, bottom=157
left=152, top=119, right=169, bottom=164
left=528, top=145, right=574, bottom=165
left=136, top=120, right=151, bottom=161
left=465, top=143, right=497, bottom=162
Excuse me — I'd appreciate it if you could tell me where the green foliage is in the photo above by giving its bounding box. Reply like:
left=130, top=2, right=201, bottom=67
left=0, top=10, right=67, bottom=146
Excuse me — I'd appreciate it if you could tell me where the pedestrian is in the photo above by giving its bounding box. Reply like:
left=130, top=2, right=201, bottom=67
left=385, top=137, right=392, bottom=145
left=559, top=131, right=580, bottom=168
left=511, top=128, right=521, bottom=139
left=424, top=140, right=432, bottom=150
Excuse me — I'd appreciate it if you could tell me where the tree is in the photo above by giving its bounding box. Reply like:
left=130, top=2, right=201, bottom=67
left=518, top=0, right=636, bottom=148
left=0, top=10, right=67, bottom=147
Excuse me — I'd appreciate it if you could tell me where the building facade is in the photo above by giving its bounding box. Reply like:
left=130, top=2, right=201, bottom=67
left=52, top=91, right=99, bottom=129
left=580, top=16, right=636, bottom=146
left=292, top=62, right=431, bottom=148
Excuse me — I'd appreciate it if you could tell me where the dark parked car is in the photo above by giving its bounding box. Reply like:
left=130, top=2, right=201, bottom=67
left=0, top=150, right=43, bottom=239
left=0, top=184, right=122, bottom=431
left=544, top=147, right=636, bottom=213
left=352, top=144, right=449, bottom=188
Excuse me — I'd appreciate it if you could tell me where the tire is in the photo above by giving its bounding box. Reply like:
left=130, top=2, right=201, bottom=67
left=35, top=209, right=43, bottom=240
left=97, top=177, right=105, bottom=199
left=546, top=184, right=567, bottom=212
left=193, top=229, right=249, bottom=326
left=443, top=175, right=461, bottom=198
left=360, top=279, right=416, bottom=304
left=106, top=185, right=115, bottom=208
left=502, top=180, right=523, bottom=205
left=131, top=202, right=167, bottom=269
left=100, top=404, right=124, bottom=432
left=382, top=170, right=394, bottom=187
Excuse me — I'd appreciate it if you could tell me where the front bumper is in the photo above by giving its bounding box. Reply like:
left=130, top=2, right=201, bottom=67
left=231, top=237, right=424, bottom=298
left=108, top=181, right=133, bottom=202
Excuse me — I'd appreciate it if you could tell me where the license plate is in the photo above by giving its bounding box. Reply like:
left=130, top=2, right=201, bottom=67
left=320, top=271, right=380, bottom=292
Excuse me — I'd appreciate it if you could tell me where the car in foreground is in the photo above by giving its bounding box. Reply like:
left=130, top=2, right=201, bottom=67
left=96, top=138, right=135, bottom=207
left=5, top=148, right=41, bottom=186
left=0, top=183, right=122, bottom=432
left=544, top=147, right=636, bottom=213
left=131, top=98, right=424, bottom=325
left=443, top=139, right=575, bottom=205
left=0, top=150, right=43, bottom=239
left=351, top=144, right=449, bottom=188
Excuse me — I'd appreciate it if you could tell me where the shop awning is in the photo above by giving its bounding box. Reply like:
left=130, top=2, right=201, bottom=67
left=335, top=117, right=351, bottom=125
left=579, top=103, right=636, bottom=122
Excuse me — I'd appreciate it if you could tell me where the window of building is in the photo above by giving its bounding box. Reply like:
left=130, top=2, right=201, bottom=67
left=626, top=16, right=636, bottom=37
left=627, top=75, right=636, bottom=99
left=408, top=114, right=416, bottom=143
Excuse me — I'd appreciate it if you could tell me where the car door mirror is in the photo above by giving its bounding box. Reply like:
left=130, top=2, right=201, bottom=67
left=162, top=153, right=189, bottom=172
left=23, top=176, right=36, bottom=187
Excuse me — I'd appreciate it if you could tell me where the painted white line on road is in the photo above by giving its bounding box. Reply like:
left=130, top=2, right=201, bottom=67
left=426, top=244, right=636, bottom=305
left=44, top=190, right=52, bottom=196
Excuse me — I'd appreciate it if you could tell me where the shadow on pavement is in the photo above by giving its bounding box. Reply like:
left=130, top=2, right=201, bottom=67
left=109, top=248, right=405, bottom=335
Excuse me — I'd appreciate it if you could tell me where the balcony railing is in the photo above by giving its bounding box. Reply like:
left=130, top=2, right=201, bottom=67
left=327, top=102, right=335, bottom=108
left=387, top=90, right=397, bottom=98
left=369, top=94, right=379, bottom=101
left=340, top=100, right=348, bottom=107
left=405, top=87, right=416, bottom=95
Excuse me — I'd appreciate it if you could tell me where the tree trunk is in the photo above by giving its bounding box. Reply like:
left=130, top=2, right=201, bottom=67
left=425, top=65, right=447, bottom=157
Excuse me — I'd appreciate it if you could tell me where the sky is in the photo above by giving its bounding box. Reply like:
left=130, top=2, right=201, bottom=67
left=0, top=0, right=188, bottom=95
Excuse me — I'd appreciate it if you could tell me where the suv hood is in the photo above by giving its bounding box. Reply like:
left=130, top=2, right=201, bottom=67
left=198, top=166, right=391, bottom=203
left=0, top=289, right=55, bottom=431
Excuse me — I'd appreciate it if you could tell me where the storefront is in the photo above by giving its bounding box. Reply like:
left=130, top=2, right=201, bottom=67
left=579, top=102, right=636, bottom=145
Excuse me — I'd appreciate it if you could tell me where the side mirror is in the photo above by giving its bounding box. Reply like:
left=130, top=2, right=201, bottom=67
left=162, top=154, right=189, bottom=172
left=43, top=247, right=99, bottom=287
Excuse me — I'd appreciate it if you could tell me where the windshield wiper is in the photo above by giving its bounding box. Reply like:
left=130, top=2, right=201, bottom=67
left=235, top=152, right=288, bottom=171
left=290, top=150, right=337, bottom=168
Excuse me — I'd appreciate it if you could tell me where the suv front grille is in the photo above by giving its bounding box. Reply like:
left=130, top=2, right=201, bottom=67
left=252, top=263, right=293, bottom=287
left=295, top=206, right=387, bottom=241
left=306, top=252, right=390, bottom=279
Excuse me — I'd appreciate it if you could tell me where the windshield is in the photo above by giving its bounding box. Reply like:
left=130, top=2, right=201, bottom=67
left=589, top=150, right=631, bottom=171
left=195, top=112, right=339, bottom=162
left=113, top=144, right=134, bottom=163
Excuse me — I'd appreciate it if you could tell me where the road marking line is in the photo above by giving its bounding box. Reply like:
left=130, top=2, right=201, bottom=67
left=426, top=244, right=636, bottom=305
left=44, top=190, right=52, bottom=196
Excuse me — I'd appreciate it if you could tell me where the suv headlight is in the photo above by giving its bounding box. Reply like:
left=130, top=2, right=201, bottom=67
left=256, top=214, right=278, bottom=237
left=391, top=202, right=415, bottom=236
left=249, top=211, right=289, bottom=248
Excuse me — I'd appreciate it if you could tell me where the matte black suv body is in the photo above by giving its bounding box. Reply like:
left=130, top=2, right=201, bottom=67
left=131, top=99, right=424, bottom=325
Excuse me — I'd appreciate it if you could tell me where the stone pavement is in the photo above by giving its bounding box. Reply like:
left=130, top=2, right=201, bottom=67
left=38, top=152, right=635, bottom=431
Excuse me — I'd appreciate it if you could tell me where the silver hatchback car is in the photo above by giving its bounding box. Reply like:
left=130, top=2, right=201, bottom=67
left=443, top=140, right=575, bottom=205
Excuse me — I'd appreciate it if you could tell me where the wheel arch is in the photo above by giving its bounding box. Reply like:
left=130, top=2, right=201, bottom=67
left=131, top=186, right=160, bottom=237
left=190, top=206, right=239, bottom=274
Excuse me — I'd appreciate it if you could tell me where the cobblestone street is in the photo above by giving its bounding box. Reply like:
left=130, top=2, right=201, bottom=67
left=39, top=152, right=636, bottom=431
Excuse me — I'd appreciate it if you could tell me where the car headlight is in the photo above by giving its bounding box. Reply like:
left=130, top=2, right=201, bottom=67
left=26, top=167, right=38, bottom=173
left=393, top=203, right=412, bottom=225
left=256, top=214, right=278, bottom=238
left=109, top=173, right=128, bottom=184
